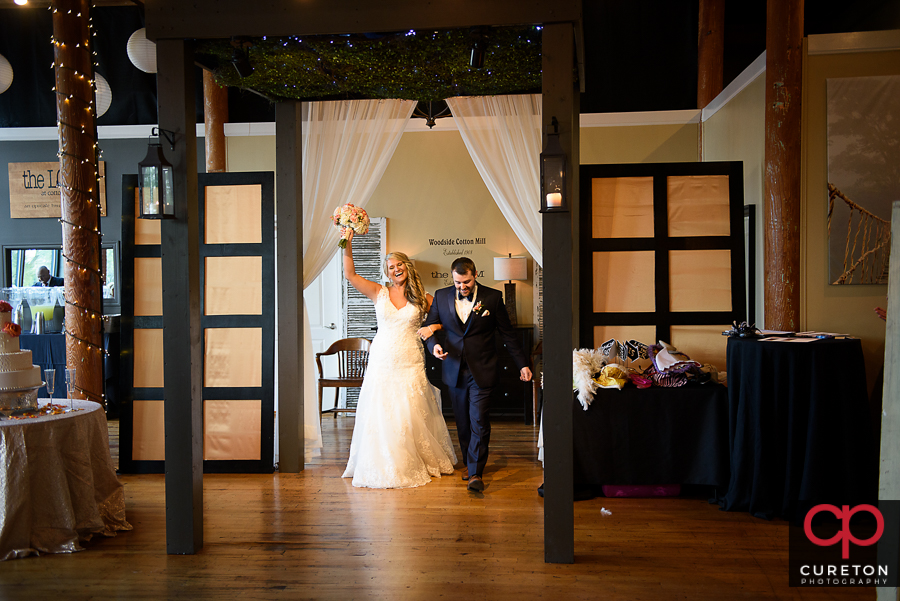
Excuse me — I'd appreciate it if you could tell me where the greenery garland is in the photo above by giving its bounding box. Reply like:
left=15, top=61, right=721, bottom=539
left=196, top=26, right=542, bottom=102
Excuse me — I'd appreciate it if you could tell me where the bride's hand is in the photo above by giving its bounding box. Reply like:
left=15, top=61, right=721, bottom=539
left=417, top=325, right=434, bottom=340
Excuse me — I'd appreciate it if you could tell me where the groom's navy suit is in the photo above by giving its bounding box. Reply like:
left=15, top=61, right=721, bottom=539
left=424, top=284, right=529, bottom=478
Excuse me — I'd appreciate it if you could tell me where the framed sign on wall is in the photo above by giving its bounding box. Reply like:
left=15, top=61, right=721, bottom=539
left=7, top=161, right=107, bottom=218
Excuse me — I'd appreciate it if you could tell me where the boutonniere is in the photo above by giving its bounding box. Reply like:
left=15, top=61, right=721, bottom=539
left=472, top=301, right=489, bottom=317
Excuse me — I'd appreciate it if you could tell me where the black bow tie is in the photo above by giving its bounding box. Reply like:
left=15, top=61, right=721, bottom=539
left=458, top=291, right=473, bottom=302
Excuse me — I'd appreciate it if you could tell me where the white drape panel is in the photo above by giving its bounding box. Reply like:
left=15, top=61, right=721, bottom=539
left=298, top=98, right=416, bottom=459
left=446, top=94, right=543, bottom=266
left=301, top=99, right=417, bottom=286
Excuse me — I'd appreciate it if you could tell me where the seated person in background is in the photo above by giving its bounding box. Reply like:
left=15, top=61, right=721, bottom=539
left=33, top=266, right=64, bottom=287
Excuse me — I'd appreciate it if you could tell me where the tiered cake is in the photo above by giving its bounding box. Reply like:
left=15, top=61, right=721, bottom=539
left=0, top=301, right=42, bottom=413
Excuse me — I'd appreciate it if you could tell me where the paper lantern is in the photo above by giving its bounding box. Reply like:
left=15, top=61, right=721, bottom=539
left=127, top=28, right=157, bottom=74
left=95, top=73, right=112, bottom=117
left=0, top=54, right=13, bottom=94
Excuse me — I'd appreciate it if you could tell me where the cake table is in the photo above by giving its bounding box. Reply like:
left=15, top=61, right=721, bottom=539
left=0, top=399, right=131, bottom=560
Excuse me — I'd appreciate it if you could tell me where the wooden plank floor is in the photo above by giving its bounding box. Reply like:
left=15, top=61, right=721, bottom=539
left=0, top=417, right=872, bottom=600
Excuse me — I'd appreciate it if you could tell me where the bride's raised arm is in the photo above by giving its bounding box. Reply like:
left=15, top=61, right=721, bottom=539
left=342, top=229, right=381, bottom=302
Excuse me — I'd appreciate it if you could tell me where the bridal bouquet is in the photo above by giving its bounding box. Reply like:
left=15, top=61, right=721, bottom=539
left=332, top=203, right=370, bottom=249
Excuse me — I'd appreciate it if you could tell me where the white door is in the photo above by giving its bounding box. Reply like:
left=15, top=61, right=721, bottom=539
left=305, top=251, right=344, bottom=411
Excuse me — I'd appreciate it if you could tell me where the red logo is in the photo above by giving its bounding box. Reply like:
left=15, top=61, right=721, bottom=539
left=804, top=504, right=884, bottom=559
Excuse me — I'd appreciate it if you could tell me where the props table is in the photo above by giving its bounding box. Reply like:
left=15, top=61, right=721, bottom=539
left=572, top=383, right=730, bottom=499
left=0, top=400, right=131, bottom=560
left=719, top=337, right=877, bottom=520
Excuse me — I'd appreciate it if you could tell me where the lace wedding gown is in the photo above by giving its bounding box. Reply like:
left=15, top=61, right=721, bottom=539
left=342, top=286, right=457, bottom=488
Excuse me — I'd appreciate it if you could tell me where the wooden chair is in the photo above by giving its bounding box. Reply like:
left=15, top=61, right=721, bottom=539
left=316, top=338, right=371, bottom=419
left=531, top=340, right=542, bottom=426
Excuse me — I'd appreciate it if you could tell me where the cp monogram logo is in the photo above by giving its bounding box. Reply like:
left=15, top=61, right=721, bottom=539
left=804, top=504, right=884, bottom=559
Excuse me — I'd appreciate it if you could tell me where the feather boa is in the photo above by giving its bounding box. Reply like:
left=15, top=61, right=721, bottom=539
left=572, top=348, right=606, bottom=410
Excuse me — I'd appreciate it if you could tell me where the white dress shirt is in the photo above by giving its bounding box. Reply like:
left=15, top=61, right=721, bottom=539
left=454, top=283, right=478, bottom=323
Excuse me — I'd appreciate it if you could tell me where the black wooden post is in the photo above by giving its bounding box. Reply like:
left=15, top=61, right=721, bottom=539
left=542, top=22, right=578, bottom=564
left=275, top=101, right=306, bottom=472
left=157, top=38, right=203, bottom=554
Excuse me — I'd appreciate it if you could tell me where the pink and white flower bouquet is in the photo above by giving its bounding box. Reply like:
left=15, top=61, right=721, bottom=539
left=332, top=203, right=370, bottom=249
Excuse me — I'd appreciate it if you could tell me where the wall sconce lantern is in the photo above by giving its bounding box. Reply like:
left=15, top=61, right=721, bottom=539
left=138, top=127, right=175, bottom=219
left=540, top=116, right=568, bottom=213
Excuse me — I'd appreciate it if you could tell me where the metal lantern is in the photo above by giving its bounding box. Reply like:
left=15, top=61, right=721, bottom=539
left=138, top=129, right=175, bottom=219
left=540, top=117, right=568, bottom=213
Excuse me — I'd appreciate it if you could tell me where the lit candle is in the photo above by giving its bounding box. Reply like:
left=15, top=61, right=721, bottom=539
left=546, top=192, right=562, bottom=208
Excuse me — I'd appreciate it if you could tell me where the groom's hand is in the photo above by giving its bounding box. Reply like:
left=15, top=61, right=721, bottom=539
left=432, top=344, right=448, bottom=360
left=520, top=367, right=532, bottom=382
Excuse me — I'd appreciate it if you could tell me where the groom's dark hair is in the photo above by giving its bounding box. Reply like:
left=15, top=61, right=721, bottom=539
left=451, top=257, right=477, bottom=276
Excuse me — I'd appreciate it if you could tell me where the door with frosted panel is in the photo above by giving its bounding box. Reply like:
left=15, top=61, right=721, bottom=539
left=120, top=175, right=164, bottom=473
left=120, top=172, right=275, bottom=473
left=198, top=172, right=274, bottom=473
left=578, top=162, right=746, bottom=370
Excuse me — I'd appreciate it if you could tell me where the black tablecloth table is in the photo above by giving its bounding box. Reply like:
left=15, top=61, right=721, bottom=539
left=19, top=333, right=66, bottom=398
left=19, top=333, right=117, bottom=414
left=719, top=337, right=877, bottom=521
left=573, top=383, right=730, bottom=499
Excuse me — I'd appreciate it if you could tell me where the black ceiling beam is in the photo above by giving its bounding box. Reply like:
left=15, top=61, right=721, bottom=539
left=145, top=0, right=581, bottom=40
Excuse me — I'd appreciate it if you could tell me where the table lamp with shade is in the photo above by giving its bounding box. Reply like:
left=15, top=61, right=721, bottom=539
left=493, top=254, right=528, bottom=326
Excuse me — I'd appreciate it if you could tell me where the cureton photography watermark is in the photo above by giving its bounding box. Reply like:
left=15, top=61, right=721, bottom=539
left=790, top=500, right=900, bottom=587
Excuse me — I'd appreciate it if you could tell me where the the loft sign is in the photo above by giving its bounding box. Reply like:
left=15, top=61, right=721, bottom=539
left=7, top=161, right=107, bottom=219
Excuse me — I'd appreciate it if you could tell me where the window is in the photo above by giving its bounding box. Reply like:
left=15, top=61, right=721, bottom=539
left=3, top=243, right=120, bottom=308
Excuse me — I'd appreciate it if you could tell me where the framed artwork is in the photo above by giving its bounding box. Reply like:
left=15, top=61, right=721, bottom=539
left=826, top=75, right=900, bottom=285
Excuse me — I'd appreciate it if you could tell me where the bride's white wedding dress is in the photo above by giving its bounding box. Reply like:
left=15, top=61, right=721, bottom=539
left=342, top=286, right=457, bottom=488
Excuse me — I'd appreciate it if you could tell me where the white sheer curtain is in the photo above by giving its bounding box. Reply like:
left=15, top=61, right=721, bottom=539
left=446, top=94, right=543, bottom=266
left=298, top=98, right=416, bottom=459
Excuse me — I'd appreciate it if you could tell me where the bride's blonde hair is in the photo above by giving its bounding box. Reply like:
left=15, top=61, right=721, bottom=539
left=384, top=252, right=428, bottom=314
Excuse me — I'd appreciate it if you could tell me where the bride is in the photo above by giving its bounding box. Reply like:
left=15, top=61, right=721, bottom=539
left=339, top=229, right=458, bottom=488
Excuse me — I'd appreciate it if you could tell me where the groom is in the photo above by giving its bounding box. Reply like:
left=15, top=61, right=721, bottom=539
left=424, top=257, right=532, bottom=492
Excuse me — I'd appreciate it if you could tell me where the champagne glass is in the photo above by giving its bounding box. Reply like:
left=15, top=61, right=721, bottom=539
left=65, top=368, right=76, bottom=412
left=44, top=368, right=56, bottom=407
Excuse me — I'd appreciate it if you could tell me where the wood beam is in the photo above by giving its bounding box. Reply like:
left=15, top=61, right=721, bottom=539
left=275, top=101, right=305, bottom=472
left=763, top=0, right=803, bottom=330
left=541, top=22, right=578, bottom=564
left=52, top=0, right=105, bottom=405
left=157, top=38, right=203, bottom=554
left=203, top=70, right=228, bottom=173
left=145, top=0, right=581, bottom=40
left=697, top=0, right=724, bottom=109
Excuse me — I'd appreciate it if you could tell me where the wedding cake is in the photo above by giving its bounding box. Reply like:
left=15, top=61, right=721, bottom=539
left=0, top=301, right=43, bottom=393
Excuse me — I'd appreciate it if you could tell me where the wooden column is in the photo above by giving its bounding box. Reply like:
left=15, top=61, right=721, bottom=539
left=697, top=0, right=725, bottom=109
left=52, top=0, right=104, bottom=404
left=156, top=38, right=203, bottom=554
left=542, top=22, right=578, bottom=564
left=275, top=101, right=305, bottom=472
left=203, top=70, right=228, bottom=173
left=763, top=0, right=803, bottom=330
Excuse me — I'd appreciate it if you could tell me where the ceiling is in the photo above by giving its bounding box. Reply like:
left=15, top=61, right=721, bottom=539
left=0, top=0, right=898, bottom=128
left=0, top=0, right=138, bottom=6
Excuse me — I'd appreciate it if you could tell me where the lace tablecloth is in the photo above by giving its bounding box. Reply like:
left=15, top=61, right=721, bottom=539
left=0, top=399, right=131, bottom=560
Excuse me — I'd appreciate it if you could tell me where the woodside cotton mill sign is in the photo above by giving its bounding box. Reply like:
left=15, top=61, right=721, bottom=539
left=7, top=161, right=107, bottom=218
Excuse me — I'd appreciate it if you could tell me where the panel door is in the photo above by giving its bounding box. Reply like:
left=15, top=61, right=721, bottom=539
left=120, top=172, right=275, bottom=473
left=578, top=162, right=746, bottom=369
